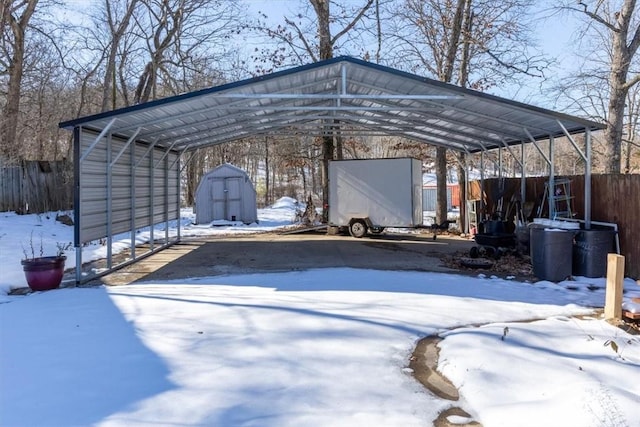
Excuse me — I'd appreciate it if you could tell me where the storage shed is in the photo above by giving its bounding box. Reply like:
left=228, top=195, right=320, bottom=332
left=195, top=164, right=257, bottom=225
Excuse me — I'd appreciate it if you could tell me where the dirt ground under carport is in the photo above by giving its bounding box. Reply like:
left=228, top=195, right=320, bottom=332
left=95, top=230, right=479, bottom=286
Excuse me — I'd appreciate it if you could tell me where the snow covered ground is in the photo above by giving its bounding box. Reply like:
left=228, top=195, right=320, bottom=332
left=1, top=198, right=640, bottom=426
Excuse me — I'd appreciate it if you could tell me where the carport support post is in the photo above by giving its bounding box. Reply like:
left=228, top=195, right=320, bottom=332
left=480, top=151, right=485, bottom=220
left=585, top=128, right=592, bottom=229
left=465, top=159, right=470, bottom=233
left=149, top=147, right=154, bottom=251
left=521, top=140, right=526, bottom=210
left=605, top=254, right=625, bottom=321
left=176, top=154, right=182, bottom=240
left=106, top=133, right=113, bottom=269
left=548, top=135, right=555, bottom=218
left=130, top=136, right=137, bottom=259
left=74, top=126, right=83, bottom=285
left=164, top=150, right=169, bottom=245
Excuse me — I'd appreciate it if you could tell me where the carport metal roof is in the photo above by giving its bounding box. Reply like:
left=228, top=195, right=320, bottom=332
left=60, top=56, right=605, bottom=285
left=60, top=56, right=604, bottom=154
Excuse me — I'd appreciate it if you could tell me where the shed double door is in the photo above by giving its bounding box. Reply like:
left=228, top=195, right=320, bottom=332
left=212, top=177, right=242, bottom=221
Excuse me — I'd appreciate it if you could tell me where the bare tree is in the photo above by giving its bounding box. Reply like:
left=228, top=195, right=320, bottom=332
left=0, top=0, right=75, bottom=162
left=623, top=83, right=640, bottom=173
left=131, top=0, right=242, bottom=104
left=252, top=0, right=376, bottom=220
left=559, top=0, right=640, bottom=173
left=0, top=0, right=38, bottom=162
left=387, top=0, right=548, bottom=226
left=98, top=0, right=140, bottom=111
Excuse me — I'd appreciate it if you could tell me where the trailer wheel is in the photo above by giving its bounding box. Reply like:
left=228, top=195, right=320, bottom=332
left=349, top=220, right=368, bottom=238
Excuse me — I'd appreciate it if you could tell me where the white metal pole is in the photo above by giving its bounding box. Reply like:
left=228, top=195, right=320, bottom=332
left=548, top=135, right=555, bottom=219
left=74, top=126, right=82, bottom=285
left=480, top=151, right=485, bottom=221
left=177, top=153, right=182, bottom=241
left=585, top=128, right=592, bottom=229
left=521, top=140, right=526, bottom=209
left=130, top=139, right=136, bottom=259
left=106, top=133, right=113, bottom=269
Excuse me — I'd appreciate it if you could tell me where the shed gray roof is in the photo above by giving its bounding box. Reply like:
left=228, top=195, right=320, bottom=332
left=59, top=56, right=604, bottom=154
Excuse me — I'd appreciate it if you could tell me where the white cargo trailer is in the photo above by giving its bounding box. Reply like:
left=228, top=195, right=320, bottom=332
left=328, top=158, right=423, bottom=237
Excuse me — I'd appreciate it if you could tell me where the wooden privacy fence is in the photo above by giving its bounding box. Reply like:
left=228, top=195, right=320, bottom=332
left=469, top=174, right=640, bottom=279
left=0, top=160, right=73, bottom=213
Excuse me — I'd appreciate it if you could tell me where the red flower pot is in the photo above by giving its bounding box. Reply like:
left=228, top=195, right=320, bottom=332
left=21, top=256, right=66, bottom=291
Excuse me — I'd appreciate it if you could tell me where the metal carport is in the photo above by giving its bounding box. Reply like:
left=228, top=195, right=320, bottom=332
left=59, top=56, right=605, bottom=284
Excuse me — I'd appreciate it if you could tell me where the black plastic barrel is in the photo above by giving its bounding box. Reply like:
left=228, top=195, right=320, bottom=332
left=572, top=229, right=616, bottom=278
left=530, top=227, right=575, bottom=282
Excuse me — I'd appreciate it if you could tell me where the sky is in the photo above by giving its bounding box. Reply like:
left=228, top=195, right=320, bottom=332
left=1, top=199, right=640, bottom=426
left=56, top=0, right=582, bottom=106
left=242, top=0, right=581, bottom=104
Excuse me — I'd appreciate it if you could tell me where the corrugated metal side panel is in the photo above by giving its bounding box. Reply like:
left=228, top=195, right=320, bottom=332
left=422, top=188, right=436, bottom=211
left=79, top=129, right=179, bottom=243
left=450, top=185, right=460, bottom=208
left=79, top=130, right=108, bottom=243
left=422, top=187, right=452, bottom=211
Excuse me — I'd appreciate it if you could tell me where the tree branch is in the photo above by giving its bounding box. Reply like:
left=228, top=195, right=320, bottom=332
left=284, top=17, right=317, bottom=62
left=623, top=73, right=640, bottom=91
left=331, top=0, right=374, bottom=45
left=576, top=1, right=618, bottom=32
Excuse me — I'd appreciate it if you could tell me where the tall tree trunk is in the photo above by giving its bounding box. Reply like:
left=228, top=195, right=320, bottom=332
left=321, top=135, right=334, bottom=222
left=1, top=0, right=38, bottom=163
left=185, top=151, right=202, bottom=206
left=101, top=0, right=139, bottom=112
left=441, top=0, right=466, bottom=82
left=310, top=0, right=332, bottom=61
left=300, top=164, right=307, bottom=195
left=604, top=66, right=628, bottom=173
left=624, top=118, right=633, bottom=174
left=310, top=0, right=333, bottom=221
left=296, top=0, right=374, bottom=219
left=436, top=0, right=466, bottom=225
left=456, top=0, right=472, bottom=232
left=457, top=158, right=467, bottom=232
left=579, top=0, right=640, bottom=173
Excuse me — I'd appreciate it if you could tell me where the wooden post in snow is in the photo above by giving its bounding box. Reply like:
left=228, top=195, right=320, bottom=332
left=604, top=254, right=625, bottom=321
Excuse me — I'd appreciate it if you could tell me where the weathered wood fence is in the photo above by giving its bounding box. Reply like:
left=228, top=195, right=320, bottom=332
left=470, top=174, right=640, bottom=279
left=0, top=160, right=73, bottom=213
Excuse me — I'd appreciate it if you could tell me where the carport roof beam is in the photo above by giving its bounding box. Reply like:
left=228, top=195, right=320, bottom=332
left=61, top=57, right=604, bottom=157
left=214, top=93, right=465, bottom=101
left=134, top=139, right=158, bottom=169
left=500, top=138, right=524, bottom=169
left=524, top=128, right=551, bottom=166
left=557, top=120, right=588, bottom=162
left=79, top=118, right=116, bottom=162
left=110, top=127, right=141, bottom=167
